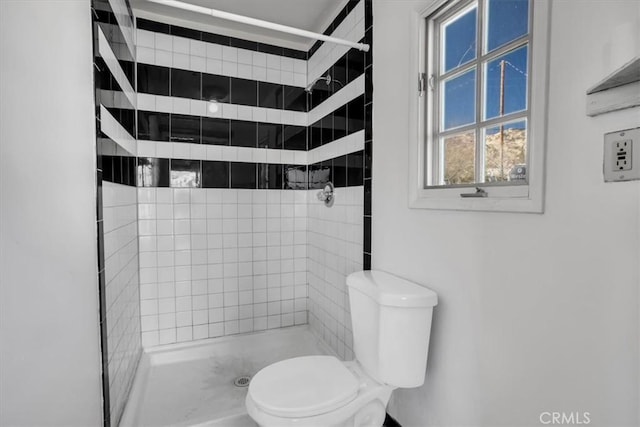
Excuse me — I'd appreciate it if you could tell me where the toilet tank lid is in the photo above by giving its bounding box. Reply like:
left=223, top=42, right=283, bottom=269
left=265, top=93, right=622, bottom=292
left=347, top=271, right=438, bottom=307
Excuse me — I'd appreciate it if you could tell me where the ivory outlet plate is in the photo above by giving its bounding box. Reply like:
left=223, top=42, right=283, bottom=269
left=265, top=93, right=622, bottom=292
left=604, top=127, right=640, bottom=182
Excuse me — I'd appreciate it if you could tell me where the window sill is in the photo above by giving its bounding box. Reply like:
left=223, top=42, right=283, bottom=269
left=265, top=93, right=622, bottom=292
left=409, top=185, right=544, bottom=213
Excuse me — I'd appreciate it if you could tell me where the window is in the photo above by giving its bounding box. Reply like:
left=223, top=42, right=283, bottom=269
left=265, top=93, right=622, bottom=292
left=409, top=0, right=550, bottom=212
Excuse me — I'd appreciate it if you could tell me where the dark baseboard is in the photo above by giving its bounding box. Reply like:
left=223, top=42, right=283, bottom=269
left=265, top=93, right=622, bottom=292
left=384, top=412, right=402, bottom=427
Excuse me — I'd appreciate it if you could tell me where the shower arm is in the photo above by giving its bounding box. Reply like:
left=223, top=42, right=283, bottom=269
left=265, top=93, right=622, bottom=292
left=147, top=0, right=370, bottom=52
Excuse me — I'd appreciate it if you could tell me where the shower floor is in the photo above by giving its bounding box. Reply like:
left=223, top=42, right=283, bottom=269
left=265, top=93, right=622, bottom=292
left=120, top=326, right=332, bottom=427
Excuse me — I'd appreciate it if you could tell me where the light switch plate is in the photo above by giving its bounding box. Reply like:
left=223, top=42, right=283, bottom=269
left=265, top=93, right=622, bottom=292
left=604, top=127, right=640, bottom=182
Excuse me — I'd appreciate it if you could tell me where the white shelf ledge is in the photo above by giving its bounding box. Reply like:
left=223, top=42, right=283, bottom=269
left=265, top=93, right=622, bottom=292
left=586, top=56, right=640, bottom=117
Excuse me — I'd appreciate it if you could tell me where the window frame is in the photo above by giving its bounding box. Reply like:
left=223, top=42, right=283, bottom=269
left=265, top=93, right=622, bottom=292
left=408, top=0, right=551, bottom=213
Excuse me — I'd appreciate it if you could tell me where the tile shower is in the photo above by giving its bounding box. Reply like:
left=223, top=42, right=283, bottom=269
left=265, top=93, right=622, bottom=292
left=93, top=0, right=373, bottom=423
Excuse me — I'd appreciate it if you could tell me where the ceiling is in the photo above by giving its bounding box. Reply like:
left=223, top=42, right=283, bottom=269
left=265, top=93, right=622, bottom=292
left=131, top=0, right=347, bottom=50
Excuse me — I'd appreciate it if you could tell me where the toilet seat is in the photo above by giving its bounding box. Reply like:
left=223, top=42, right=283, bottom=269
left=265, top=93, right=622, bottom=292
left=248, top=355, right=360, bottom=418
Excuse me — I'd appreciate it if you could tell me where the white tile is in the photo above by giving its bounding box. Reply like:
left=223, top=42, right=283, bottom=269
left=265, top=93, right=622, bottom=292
left=137, top=93, right=156, bottom=111
left=237, top=63, right=252, bottom=79
left=252, top=66, right=267, bottom=81
left=294, top=73, right=306, bottom=87
left=221, top=146, right=238, bottom=162
left=281, top=71, right=294, bottom=86
left=142, top=331, right=159, bottom=347
left=137, top=46, right=155, bottom=64
left=293, top=112, right=307, bottom=127
left=266, top=68, right=280, bottom=84
left=137, top=30, right=155, bottom=48
left=156, top=96, right=173, bottom=113
left=237, top=49, right=252, bottom=65
left=266, top=109, right=281, bottom=124
left=155, top=49, right=172, bottom=67
left=252, top=148, right=267, bottom=163
left=222, top=103, right=238, bottom=119
left=266, top=54, right=280, bottom=70
left=281, top=110, right=294, bottom=125
left=191, top=144, right=206, bottom=159
left=223, top=61, right=238, bottom=77
left=155, top=33, right=172, bottom=51
left=173, top=36, right=190, bottom=54
left=222, top=46, right=238, bottom=62
left=294, top=151, right=307, bottom=165
left=251, top=107, right=266, bottom=122
left=280, top=57, right=294, bottom=72
left=190, top=39, right=206, bottom=57
left=266, top=150, right=281, bottom=163
left=280, top=150, right=295, bottom=164
left=206, top=43, right=222, bottom=58
left=173, top=52, right=189, bottom=69
left=138, top=141, right=156, bottom=157
left=293, top=60, right=306, bottom=74
left=237, top=147, right=253, bottom=162
left=237, top=105, right=253, bottom=121
left=173, top=98, right=190, bottom=114
left=173, top=143, right=191, bottom=158
left=190, top=99, right=206, bottom=116
left=156, top=142, right=173, bottom=158
left=206, top=145, right=222, bottom=160
left=252, top=52, right=266, bottom=67
left=191, top=56, right=206, bottom=72
left=206, top=58, right=222, bottom=74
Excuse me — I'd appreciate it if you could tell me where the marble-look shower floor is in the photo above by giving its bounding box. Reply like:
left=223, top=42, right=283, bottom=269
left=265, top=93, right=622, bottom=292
left=120, top=326, right=332, bottom=427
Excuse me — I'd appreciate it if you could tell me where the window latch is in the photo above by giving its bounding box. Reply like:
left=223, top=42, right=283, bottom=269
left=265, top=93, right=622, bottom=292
left=418, top=73, right=427, bottom=96
left=460, top=187, right=488, bottom=198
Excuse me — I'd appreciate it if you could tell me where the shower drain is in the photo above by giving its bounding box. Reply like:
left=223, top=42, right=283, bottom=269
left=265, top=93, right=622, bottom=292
left=233, top=375, right=252, bottom=387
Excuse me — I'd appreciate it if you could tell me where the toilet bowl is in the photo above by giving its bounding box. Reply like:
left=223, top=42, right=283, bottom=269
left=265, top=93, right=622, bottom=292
left=246, top=270, right=438, bottom=427
left=246, top=356, right=393, bottom=427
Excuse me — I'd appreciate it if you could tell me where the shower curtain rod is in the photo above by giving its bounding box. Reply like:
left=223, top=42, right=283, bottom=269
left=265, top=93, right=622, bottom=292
left=146, top=0, right=370, bottom=52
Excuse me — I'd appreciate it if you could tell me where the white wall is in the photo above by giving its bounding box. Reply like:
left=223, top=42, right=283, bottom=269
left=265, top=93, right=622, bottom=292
left=0, top=1, right=104, bottom=425
left=373, top=1, right=640, bottom=426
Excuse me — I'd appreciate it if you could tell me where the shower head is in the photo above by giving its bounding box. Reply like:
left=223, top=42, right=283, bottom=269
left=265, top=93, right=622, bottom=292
left=305, top=74, right=332, bottom=93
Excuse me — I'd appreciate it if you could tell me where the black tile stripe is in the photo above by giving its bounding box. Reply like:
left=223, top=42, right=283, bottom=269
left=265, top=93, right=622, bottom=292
left=363, top=0, right=373, bottom=271
left=137, top=63, right=308, bottom=112
left=133, top=157, right=310, bottom=191
left=137, top=110, right=307, bottom=151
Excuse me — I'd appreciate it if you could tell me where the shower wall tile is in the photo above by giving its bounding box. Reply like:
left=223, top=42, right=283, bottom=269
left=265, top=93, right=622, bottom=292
left=307, top=0, right=365, bottom=84
left=135, top=28, right=307, bottom=89
left=304, top=0, right=368, bottom=360
left=102, top=181, right=141, bottom=424
left=307, top=186, right=363, bottom=360
left=138, top=188, right=308, bottom=348
left=93, top=2, right=140, bottom=425
left=134, top=1, right=369, bottom=356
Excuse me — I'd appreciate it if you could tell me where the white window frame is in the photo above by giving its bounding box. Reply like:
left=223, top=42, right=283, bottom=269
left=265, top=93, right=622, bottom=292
left=408, top=0, right=551, bottom=213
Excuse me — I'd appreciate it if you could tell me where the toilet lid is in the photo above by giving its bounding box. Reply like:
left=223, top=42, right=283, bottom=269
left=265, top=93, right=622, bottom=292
left=248, top=355, right=359, bottom=418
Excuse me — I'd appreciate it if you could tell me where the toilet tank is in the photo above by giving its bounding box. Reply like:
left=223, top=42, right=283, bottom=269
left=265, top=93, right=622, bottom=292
left=346, top=271, right=438, bottom=388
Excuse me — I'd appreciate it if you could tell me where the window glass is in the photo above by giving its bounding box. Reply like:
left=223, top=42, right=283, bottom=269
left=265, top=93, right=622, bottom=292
left=483, top=120, right=527, bottom=183
left=486, top=0, right=529, bottom=52
left=443, top=68, right=477, bottom=130
left=483, top=45, right=528, bottom=120
left=443, top=6, right=477, bottom=72
left=442, top=131, right=476, bottom=185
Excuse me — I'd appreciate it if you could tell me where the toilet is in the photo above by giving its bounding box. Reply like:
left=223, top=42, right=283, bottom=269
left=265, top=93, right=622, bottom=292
left=245, top=270, right=438, bottom=427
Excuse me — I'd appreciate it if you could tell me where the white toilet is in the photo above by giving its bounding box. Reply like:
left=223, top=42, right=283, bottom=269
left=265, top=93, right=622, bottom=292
left=245, top=270, right=438, bottom=427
